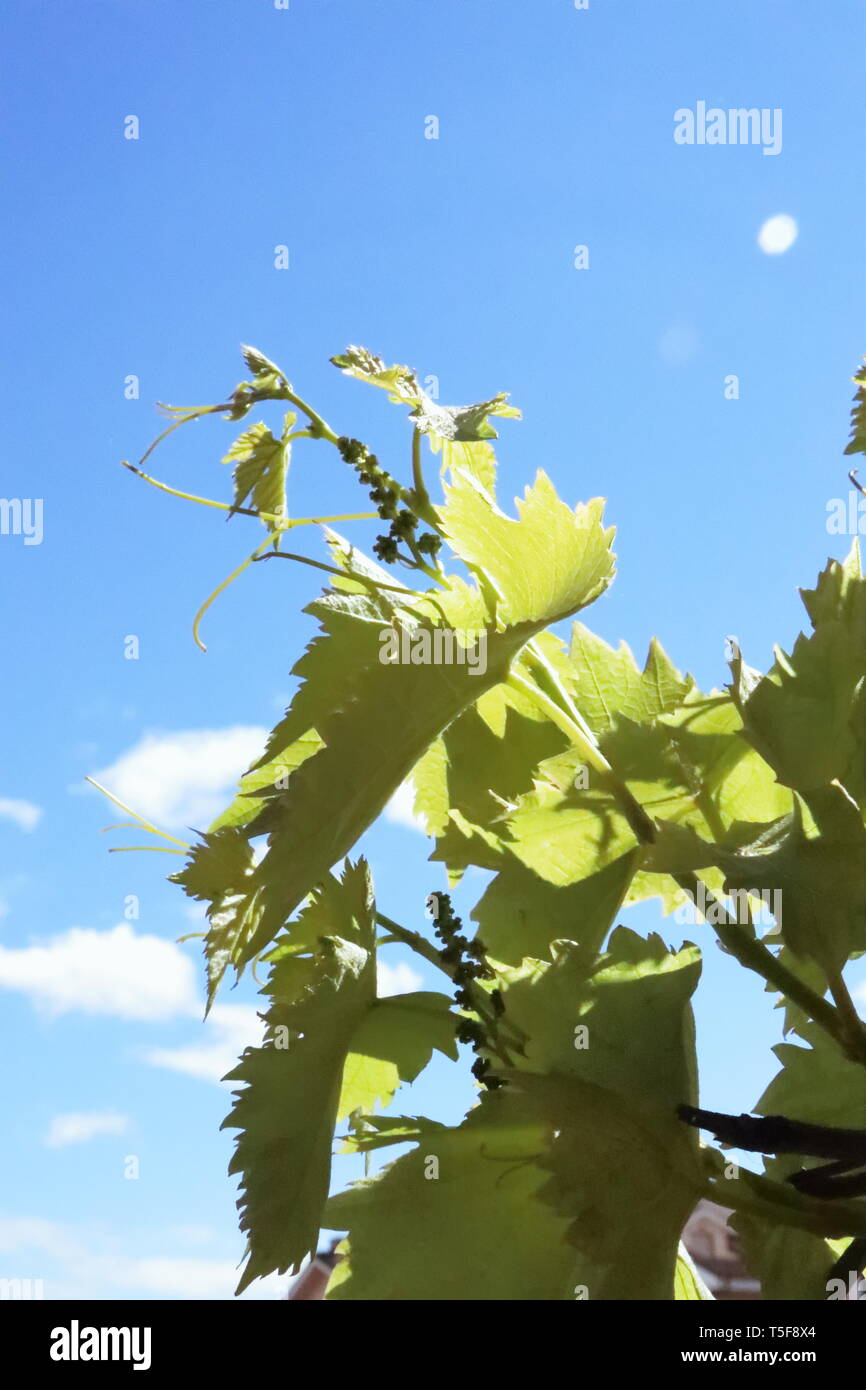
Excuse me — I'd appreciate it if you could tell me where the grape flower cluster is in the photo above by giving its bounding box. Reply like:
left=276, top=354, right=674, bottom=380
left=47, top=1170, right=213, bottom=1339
left=337, top=435, right=442, bottom=565
left=427, top=891, right=506, bottom=1090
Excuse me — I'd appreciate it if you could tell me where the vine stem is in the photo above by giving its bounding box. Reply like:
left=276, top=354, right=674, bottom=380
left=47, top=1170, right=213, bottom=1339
left=280, top=386, right=340, bottom=445
left=161, top=383, right=342, bottom=449
left=826, top=968, right=866, bottom=1061
left=411, top=427, right=427, bottom=503
left=409, top=425, right=439, bottom=529
left=670, top=872, right=855, bottom=1056
left=375, top=912, right=443, bottom=970
left=702, top=1154, right=866, bottom=1240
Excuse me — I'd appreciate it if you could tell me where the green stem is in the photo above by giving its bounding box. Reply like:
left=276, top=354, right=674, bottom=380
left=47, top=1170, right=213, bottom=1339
left=674, top=872, right=862, bottom=1060
left=280, top=387, right=340, bottom=445
left=412, top=427, right=426, bottom=499
left=827, top=968, right=866, bottom=1062
left=409, top=426, right=439, bottom=528
left=709, top=1172, right=866, bottom=1240
left=254, top=549, right=425, bottom=598
left=375, top=912, right=444, bottom=972
left=375, top=912, right=516, bottom=1064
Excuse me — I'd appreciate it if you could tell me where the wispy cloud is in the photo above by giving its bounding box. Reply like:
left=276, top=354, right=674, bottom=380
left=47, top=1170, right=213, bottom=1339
left=45, top=1111, right=129, bottom=1149
left=91, top=727, right=267, bottom=831
left=0, top=923, right=199, bottom=1020
left=0, top=1215, right=284, bottom=1299
left=383, top=779, right=427, bottom=834
left=143, top=1004, right=264, bottom=1084
left=377, top=960, right=424, bottom=996
left=0, top=798, right=42, bottom=832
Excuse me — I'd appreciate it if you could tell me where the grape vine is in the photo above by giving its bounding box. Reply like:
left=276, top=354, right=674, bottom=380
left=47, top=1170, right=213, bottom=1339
left=100, top=344, right=866, bottom=1301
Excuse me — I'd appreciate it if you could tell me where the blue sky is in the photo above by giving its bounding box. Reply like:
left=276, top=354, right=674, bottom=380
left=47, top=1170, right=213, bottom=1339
left=1, top=0, right=865, bottom=1299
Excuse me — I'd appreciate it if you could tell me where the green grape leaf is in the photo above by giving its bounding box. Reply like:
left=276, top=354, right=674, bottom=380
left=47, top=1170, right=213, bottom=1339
left=568, top=625, right=694, bottom=733
left=438, top=470, right=615, bottom=627
left=208, top=730, right=324, bottom=833
left=470, top=855, right=637, bottom=965
left=211, top=506, right=614, bottom=970
left=171, top=826, right=255, bottom=902
left=503, top=747, right=640, bottom=888
left=170, top=829, right=263, bottom=1012
left=497, top=928, right=702, bottom=1298
left=430, top=683, right=567, bottom=835
left=240, top=586, right=514, bottom=964
left=730, top=1215, right=844, bottom=1300
left=844, top=359, right=866, bottom=456
left=411, top=393, right=520, bottom=443
left=223, top=860, right=378, bottom=1292
left=757, top=1019, right=866, bottom=1131
left=331, top=344, right=520, bottom=442
left=729, top=546, right=866, bottom=795
left=508, top=1070, right=700, bottom=1299
left=624, top=684, right=792, bottom=915
left=330, top=346, right=423, bottom=405
left=338, top=1113, right=443, bottom=1155
left=240, top=344, right=287, bottom=382
left=503, top=927, right=701, bottom=1117
left=718, top=785, right=866, bottom=971
left=338, top=991, right=458, bottom=1118
left=412, top=636, right=576, bottom=873
left=429, top=436, right=498, bottom=493
left=326, top=1092, right=582, bottom=1300
left=730, top=1020, right=866, bottom=1299
left=222, top=419, right=292, bottom=527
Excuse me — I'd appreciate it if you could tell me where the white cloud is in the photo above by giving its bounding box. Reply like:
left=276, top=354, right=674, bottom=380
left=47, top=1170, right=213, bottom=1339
left=45, top=1111, right=129, bottom=1149
left=143, top=1003, right=264, bottom=1084
left=91, top=727, right=267, bottom=831
left=377, top=960, right=424, bottom=996
left=162, top=1224, right=218, bottom=1247
left=658, top=322, right=699, bottom=366
left=0, top=798, right=42, bottom=832
left=758, top=213, right=798, bottom=255
left=111, top=1255, right=253, bottom=1299
left=75, top=1253, right=286, bottom=1301
left=0, top=1215, right=285, bottom=1300
left=0, top=1216, right=80, bottom=1260
left=0, top=920, right=266, bottom=1084
left=0, top=923, right=198, bottom=1020
left=384, top=779, right=427, bottom=834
